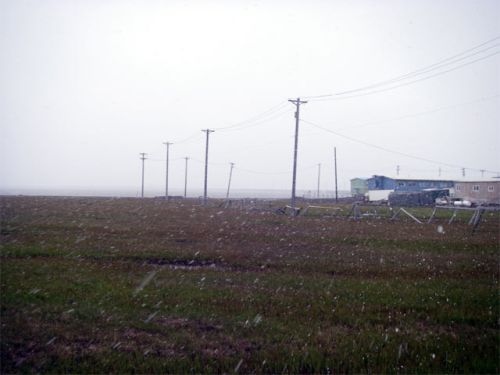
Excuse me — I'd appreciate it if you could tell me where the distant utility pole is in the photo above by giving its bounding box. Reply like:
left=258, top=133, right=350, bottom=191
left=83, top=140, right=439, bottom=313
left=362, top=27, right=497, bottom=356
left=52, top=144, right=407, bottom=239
left=317, top=163, right=321, bottom=199
left=184, top=157, right=189, bottom=198
left=288, top=97, right=307, bottom=211
left=396, top=165, right=400, bottom=176
left=139, top=153, right=147, bottom=198
left=334, top=147, right=338, bottom=203
left=480, top=169, right=485, bottom=178
left=226, top=162, right=235, bottom=200
left=202, top=129, right=215, bottom=205
left=163, top=142, right=172, bottom=199
left=439, top=167, right=442, bottom=177
left=462, top=168, right=466, bottom=177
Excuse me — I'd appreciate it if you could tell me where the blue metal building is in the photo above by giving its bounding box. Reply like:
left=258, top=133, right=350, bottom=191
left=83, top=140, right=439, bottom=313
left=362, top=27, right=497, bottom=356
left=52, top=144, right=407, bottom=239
left=367, top=175, right=454, bottom=192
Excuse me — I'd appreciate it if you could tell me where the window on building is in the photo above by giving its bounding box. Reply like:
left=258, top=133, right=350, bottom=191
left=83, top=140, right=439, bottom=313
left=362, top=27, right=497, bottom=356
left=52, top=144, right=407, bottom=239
left=488, top=186, right=494, bottom=192
left=472, top=185, right=480, bottom=192
left=456, top=185, right=461, bottom=191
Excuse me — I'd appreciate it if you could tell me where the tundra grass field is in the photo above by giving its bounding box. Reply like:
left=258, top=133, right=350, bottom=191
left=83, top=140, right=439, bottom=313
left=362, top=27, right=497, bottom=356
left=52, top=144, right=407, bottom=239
left=0, top=196, right=498, bottom=373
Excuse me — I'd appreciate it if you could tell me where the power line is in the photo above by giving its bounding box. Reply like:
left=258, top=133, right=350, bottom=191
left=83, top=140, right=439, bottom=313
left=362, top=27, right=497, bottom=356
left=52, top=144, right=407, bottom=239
left=174, top=131, right=202, bottom=144
left=216, top=106, right=292, bottom=133
left=214, top=101, right=288, bottom=131
left=337, top=40, right=500, bottom=95
left=333, top=94, right=500, bottom=132
left=310, top=51, right=500, bottom=102
left=235, top=163, right=318, bottom=176
left=301, top=118, right=500, bottom=175
left=190, top=157, right=227, bottom=167
left=304, top=37, right=500, bottom=101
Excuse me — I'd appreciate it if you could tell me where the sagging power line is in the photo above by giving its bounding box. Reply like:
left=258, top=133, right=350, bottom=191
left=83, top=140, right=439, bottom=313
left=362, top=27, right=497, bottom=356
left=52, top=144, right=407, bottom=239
left=304, top=36, right=500, bottom=101
left=302, top=118, right=500, bottom=176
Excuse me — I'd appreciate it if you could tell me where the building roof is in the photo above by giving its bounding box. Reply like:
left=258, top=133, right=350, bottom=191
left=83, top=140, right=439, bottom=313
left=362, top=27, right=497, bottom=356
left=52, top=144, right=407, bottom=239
left=368, top=175, right=454, bottom=183
left=454, top=179, right=500, bottom=183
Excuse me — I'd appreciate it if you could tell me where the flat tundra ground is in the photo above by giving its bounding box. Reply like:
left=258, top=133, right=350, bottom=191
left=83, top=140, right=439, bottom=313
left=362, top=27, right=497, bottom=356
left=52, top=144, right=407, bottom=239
left=0, top=196, right=498, bottom=373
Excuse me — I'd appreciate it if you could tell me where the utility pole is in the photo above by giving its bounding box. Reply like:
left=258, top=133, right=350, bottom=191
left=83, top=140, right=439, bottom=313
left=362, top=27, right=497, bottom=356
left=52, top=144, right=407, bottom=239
left=334, top=147, right=338, bottom=203
left=202, top=129, right=215, bottom=205
left=184, top=157, right=189, bottom=198
left=288, top=97, right=307, bottom=212
left=317, top=163, right=321, bottom=199
left=462, top=168, right=466, bottom=177
left=439, top=167, right=442, bottom=177
left=226, top=162, right=235, bottom=200
left=163, top=142, right=172, bottom=199
left=396, top=165, right=400, bottom=176
left=480, top=169, right=485, bottom=178
left=139, top=153, right=147, bottom=198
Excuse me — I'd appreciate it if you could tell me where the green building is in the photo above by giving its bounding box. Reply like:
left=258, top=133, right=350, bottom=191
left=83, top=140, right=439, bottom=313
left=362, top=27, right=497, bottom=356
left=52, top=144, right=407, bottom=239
left=350, top=178, right=368, bottom=197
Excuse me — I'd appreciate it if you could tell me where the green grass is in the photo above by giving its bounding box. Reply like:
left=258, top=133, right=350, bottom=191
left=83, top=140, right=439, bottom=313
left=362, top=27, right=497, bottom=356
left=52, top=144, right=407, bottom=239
left=1, top=196, right=498, bottom=373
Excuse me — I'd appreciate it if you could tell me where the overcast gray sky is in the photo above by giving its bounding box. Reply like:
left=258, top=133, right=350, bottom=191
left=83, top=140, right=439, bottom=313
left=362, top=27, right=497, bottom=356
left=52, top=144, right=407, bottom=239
left=1, top=0, right=499, bottom=197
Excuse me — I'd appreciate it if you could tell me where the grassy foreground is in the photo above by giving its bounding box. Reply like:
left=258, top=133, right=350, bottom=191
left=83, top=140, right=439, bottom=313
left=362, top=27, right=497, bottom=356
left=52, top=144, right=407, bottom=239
left=1, top=196, right=498, bottom=373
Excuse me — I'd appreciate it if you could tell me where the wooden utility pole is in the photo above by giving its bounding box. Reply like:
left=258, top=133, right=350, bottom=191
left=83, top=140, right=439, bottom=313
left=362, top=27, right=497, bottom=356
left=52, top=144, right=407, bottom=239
left=288, top=97, right=307, bottom=212
left=140, top=152, right=147, bottom=198
left=163, top=142, right=172, bottom=199
left=184, top=157, right=189, bottom=198
left=226, top=162, right=235, bottom=200
left=334, top=147, right=338, bottom=203
left=202, top=129, right=214, bottom=205
left=317, top=163, right=321, bottom=199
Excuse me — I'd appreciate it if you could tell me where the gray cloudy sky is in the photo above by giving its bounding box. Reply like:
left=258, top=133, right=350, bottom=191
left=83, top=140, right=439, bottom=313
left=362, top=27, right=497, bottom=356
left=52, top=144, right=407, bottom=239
left=1, top=0, right=499, bottom=197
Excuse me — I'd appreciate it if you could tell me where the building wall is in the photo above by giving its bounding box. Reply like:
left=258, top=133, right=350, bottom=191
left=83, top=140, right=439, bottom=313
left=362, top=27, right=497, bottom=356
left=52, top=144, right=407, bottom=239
left=350, top=178, right=368, bottom=196
left=368, top=189, right=393, bottom=201
left=454, top=181, right=500, bottom=204
left=394, top=179, right=454, bottom=192
left=367, top=175, right=453, bottom=192
left=367, top=176, right=396, bottom=190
